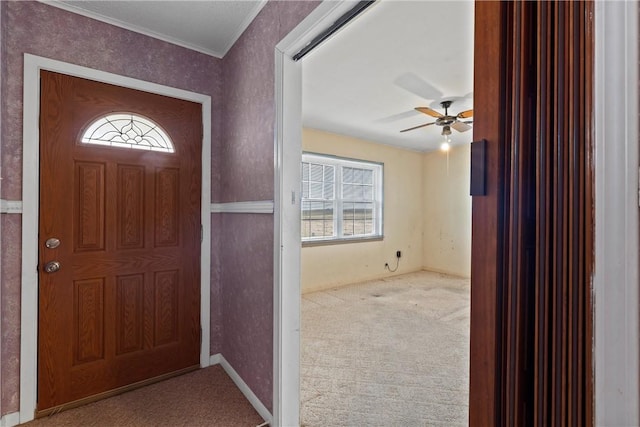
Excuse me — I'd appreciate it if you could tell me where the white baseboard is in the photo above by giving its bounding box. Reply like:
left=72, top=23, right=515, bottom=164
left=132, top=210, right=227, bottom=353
left=209, top=354, right=272, bottom=425
left=0, top=412, right=20, bottom=427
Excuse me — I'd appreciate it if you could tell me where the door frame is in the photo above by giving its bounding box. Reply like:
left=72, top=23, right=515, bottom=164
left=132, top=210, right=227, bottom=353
left=273, top=1, right=639, bottom=426
left=594, top=1, right=639, bottom=424
left=273, top=3, right=367, bottom=425
left=19, top=54, right=212, bottom=424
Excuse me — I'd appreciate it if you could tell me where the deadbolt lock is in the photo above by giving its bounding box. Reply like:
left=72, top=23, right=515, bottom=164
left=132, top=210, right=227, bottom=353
left=45, top=238, right=61, bottom=249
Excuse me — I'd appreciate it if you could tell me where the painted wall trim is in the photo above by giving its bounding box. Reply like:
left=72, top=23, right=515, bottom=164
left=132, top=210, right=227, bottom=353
left=594, top=1, right=640, bottom=425
left=20, top=53, right=212, bottom=424
left=211, top=200, right=274, bottom=214
left=0, top=199, right=22, bottom=214
left=0, top=412, right=19, bottom=427
left=209, top=354, right=272, bottom=425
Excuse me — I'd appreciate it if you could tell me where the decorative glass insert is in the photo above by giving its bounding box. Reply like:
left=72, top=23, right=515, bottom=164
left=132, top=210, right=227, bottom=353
left=81, top=113, right=174, bottom=153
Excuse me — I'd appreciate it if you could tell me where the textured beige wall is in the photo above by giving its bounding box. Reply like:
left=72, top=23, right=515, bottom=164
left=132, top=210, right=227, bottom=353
left=422, top=144, right=472, bottom=277
left=302, top=128, right=425, bottom=293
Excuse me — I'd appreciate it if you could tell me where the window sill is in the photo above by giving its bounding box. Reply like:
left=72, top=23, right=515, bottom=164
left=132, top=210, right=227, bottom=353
left=302, top=236, right=383, bottom=247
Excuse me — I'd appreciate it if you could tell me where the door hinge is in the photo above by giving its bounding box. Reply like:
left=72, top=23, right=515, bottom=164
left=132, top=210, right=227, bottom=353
left=201, top=224, right=203, bottom=243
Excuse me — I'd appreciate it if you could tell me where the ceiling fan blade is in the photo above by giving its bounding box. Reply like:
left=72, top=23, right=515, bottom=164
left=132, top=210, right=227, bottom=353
left=457, top=109, right=474, bottom=119
left=451, top=121, right=472, bottom=132
left=415, top=107, right=443, bottom=118
left=400, top=122, right=435, bottom=133
left=374, top=110, right=421, bottom=124
left=394, top=72, right=444, bottom=101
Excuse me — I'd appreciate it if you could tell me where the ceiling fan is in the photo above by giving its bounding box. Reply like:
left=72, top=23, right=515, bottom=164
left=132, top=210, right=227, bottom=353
left=400, top=100, right=473, bottom=136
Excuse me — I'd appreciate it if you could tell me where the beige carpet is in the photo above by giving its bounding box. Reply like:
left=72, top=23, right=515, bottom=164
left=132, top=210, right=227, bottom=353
left=22, top=365, right=264, bottom=427
left=301, top=270, right=470, bottom=427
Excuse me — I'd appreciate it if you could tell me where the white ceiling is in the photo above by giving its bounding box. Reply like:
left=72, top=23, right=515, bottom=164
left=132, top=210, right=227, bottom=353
left=44, top=0, right=474, bottom=153
left=302, top=1, right=474, bottom=152
left=46, top=0, right=267, bottom=57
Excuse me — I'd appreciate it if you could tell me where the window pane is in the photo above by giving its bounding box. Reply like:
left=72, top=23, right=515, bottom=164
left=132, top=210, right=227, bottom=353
left=364, top=219, right=373, bottom=235
left=343, top=202, right=355, bottom=236
left=343, top=167, right=353, bottom=183
left=301, top=201, right=311, bottom=238
left=354, top=168, right=364, bottom=184
left=363, top=169, right=373, bottom=184
left=303, top=163, right=334, bottom=201
left=343, top=202, right=373, bottom=237
left=302, top=200, right=334, bottom=239
left=324, top=165, right=334, bottom=182
left=343, top=183, right=372, bottom=201
left=343, top=183, right=355, bottom=200
left=323, top=181, right=334, bottom=199
left=310, top=164, right=323, bottom=181
left=309, top=182, right=323, bottom=199
left=363, top=185, right=373, bottom=200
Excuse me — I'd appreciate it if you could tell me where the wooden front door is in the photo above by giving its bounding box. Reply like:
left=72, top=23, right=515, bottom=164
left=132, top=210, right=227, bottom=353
left=37, top=71, right=202, bottom=413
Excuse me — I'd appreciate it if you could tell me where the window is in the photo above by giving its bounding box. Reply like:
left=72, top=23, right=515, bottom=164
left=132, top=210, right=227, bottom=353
left=81, top=113, right=174, bottom=153
left=301, top=153, right=383, bottom=243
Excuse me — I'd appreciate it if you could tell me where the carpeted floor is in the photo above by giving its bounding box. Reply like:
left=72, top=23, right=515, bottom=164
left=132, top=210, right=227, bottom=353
left=22, top=365, right=264, bottom=427
left=22, top=270, right=468, bottom=427
left=301, top=270, right=470, bottom=427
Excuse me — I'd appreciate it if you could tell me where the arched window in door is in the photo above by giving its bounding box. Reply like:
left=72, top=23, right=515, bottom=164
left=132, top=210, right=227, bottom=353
left=81, top=113, right=174, bottom=153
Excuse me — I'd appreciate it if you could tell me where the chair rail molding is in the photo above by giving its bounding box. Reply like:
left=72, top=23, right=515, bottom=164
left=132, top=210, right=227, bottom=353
left=211, top=200, right=274, bottom=214
left=0, top=199, right=23, bottom=214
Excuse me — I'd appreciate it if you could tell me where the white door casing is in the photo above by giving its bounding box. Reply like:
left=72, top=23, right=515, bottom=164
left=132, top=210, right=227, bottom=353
left=20, top=54, right=212, bottom=424
left=594, top=1, right=639, bottom=425
left=272, top=2, right=364, bottom=425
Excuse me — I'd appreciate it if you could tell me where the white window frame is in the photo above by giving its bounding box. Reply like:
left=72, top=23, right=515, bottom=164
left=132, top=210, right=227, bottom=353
left=301, top=152, right=383, bottom=243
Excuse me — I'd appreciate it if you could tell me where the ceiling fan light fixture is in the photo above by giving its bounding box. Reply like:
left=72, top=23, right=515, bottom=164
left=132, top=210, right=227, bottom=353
left=440, top=134, right=451, bottom=152
left=441, top=125, right=452, bottom=136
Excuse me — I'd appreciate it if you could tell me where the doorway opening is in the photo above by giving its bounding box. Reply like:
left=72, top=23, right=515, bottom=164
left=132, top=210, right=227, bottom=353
left=293, top=1, right=474, bottom=424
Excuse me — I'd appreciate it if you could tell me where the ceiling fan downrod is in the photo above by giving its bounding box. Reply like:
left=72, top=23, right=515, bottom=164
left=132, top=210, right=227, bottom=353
left=440, top=100, right=452, bottom=116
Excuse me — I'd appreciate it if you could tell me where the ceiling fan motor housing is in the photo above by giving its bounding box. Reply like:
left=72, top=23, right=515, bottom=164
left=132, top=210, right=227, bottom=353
left=435, top=116, right=456, bottom=126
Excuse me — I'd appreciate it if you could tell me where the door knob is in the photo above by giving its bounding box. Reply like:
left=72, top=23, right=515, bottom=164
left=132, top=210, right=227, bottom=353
left=44, top=261, right=61, bottom=273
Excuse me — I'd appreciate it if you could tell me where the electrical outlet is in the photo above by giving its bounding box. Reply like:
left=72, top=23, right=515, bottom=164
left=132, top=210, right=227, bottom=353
left=396, top=250, right=402, bottom=258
